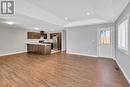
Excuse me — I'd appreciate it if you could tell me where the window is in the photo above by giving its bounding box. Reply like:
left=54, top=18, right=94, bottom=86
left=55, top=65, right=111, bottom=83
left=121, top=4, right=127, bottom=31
left=100, top=30, right=111, bottom=45
left=118, top=14, right=129, bottom=54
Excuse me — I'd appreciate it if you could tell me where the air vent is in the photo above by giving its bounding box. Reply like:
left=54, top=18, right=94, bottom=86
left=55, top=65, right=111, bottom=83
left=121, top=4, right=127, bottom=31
left=115, top=67, right=120, bottom=71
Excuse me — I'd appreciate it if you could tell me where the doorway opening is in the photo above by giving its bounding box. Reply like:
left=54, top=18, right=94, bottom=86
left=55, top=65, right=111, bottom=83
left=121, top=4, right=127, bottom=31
left=50, top=32, right=62, bottom=54
left=97, top=27, right=114, bottom=58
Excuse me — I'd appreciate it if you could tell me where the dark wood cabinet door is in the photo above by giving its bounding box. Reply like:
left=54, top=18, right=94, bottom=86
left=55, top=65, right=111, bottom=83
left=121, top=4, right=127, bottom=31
left=44, top=33, right=47, bottom=39
left=27, top=32, right=40, bottom=39
left=27, top=44, right=51, bottom=55
left=50, top=34, right=53, bottom=39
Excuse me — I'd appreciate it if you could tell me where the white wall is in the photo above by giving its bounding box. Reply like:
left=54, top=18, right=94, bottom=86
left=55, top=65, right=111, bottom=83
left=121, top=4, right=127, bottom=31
left=66, top=23, right=114, bottom=57
left=115, top=2, right=130, bottom=84
left=0, top=23, right=27, bottom=56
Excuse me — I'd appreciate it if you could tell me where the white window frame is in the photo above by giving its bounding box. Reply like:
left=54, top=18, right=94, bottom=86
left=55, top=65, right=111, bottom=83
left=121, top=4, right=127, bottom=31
left=118, top=14, right=129, bottom=55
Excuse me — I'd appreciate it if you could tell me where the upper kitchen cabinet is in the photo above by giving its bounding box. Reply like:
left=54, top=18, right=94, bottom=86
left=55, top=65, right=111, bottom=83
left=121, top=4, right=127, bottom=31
left=27, top=32, right=48, bottom=39
left=50, top=33, right=53, bottom=39
left=27, top=32, right=40, bottom=39
left=44, top=33, right=47, bottom=39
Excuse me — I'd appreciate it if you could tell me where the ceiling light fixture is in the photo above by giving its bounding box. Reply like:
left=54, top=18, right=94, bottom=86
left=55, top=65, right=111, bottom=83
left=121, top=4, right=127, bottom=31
left=86, top=12, right=90, bottom=16
left=65, top=17, right=68, bottom=20
left=34, top=27, right=39, bottom=30
left=5, top=21, right=14, bottom=25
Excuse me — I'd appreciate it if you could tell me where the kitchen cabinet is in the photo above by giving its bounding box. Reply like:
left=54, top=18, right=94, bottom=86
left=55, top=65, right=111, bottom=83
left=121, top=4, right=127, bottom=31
left=27, top=32, right=47, bottom=39
left=27, top=32, right=40, bottom=39
left=44, top=33, right=47, bottom=39
left=27, top=44, right=51, bottom=55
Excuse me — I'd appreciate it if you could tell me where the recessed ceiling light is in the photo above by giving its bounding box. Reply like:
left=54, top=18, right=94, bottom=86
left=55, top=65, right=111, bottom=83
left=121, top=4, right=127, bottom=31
left=4, top=21, right=14, bottom=25
left=86, top=12, right=90, bottom=16
left=65, top=17, right=68, bottom=20
left=34, top=27, right=39, bottom=30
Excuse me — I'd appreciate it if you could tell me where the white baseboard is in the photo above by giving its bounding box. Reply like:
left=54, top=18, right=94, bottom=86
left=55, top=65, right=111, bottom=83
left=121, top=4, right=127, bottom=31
left=66, top=52, right=98, bottom=58
left=97, top=56, right=115, bottom=60
left=116, top=59, right=130, bottom=85
left=0, top=51, right=27, bottom=57
left=67, top=52, right=116, bottom=60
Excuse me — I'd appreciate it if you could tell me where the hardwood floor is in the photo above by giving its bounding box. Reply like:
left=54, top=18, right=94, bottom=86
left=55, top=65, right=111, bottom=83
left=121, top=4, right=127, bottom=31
left=0, top=52, right=129, bottom=87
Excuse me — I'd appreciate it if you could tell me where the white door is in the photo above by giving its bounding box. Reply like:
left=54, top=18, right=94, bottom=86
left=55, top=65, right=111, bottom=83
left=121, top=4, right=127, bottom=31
left=97, top=27, right=114, bottom=58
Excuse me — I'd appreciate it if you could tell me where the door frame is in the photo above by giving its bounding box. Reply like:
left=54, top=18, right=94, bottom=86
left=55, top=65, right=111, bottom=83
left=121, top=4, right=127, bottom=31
left=97, top=27, right=115, bottom=58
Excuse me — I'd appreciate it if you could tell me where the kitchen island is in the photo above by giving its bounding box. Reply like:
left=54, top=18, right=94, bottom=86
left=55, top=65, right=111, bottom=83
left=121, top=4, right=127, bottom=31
left=27, top=43, right=51, bottom=55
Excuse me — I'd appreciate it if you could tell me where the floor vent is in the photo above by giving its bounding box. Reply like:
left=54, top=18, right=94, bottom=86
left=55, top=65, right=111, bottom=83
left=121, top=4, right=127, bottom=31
left=115, top=67, right=120, bottom=71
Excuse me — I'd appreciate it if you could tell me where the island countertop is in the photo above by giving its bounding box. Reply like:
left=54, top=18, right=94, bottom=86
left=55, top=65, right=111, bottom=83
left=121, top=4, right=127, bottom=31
left=26, top=42, right=51, bottom=46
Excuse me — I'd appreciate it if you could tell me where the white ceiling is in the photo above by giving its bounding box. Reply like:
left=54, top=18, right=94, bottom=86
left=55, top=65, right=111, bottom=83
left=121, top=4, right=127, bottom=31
left=0, top=0, right=130, bottom=30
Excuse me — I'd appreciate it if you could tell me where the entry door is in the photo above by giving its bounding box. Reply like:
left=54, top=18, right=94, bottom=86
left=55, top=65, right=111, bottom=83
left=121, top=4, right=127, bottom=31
left=97, top=27, right=114, bottom=58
